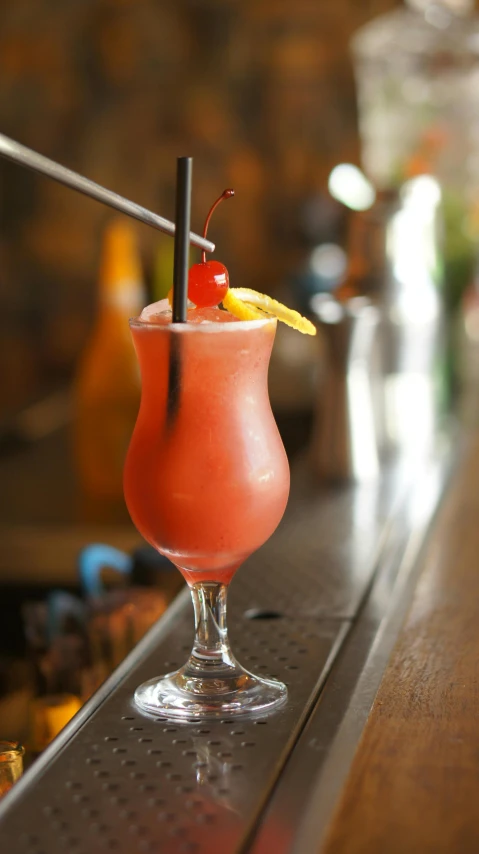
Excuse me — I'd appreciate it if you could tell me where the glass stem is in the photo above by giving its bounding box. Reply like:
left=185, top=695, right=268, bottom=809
left=189, top=582, right=235, bottom=669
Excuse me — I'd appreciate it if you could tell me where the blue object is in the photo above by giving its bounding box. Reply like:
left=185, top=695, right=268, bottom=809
left=77, top=543, right=133, bottom=598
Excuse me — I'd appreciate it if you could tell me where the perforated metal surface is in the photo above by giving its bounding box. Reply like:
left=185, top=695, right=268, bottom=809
left=0, top=453, right=428, bottom=854
left=233, top=455, right=408, bottom=620
left=249, top=445, right=454, bottom=854
left=0, top=614, right=347, bottom=854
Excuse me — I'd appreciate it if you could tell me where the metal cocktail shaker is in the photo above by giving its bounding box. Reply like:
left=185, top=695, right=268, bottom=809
left=309, top=295, right=380, bottom=482
left=312, top=176, right=443, bottom=473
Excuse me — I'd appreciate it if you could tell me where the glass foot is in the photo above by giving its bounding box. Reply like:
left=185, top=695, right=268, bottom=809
left=134, top=660, right=287, bottom=720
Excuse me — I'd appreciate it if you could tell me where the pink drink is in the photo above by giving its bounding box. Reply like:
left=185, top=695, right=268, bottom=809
left=124, top=303, right=290, bottom=586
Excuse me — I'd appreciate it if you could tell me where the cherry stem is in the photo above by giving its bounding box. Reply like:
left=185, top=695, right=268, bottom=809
left=201, top=188, right=234, bottom=263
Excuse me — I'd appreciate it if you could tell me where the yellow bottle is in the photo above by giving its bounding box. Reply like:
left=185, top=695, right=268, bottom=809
left=73, top=219, right=144, bottom=509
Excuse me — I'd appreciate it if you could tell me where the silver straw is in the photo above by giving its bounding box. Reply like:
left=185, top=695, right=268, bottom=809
left=0, top=133, right=215, bottom=253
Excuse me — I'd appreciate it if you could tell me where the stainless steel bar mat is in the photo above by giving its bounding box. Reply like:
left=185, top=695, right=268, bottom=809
left=0, top=448, right=452, bottom=853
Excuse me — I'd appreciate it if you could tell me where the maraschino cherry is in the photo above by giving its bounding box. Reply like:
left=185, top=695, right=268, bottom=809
left=188, top=189, right=234, bottom=308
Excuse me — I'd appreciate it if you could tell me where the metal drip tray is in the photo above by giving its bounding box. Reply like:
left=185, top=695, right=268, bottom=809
left=0, top=611, right=348, bottom=854
left=0, top=447, right=453, bottom=853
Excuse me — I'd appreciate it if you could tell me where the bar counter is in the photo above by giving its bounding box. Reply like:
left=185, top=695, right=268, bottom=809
left=1, top=424, right=477, bottom=853
left=315, top=429, right=479, bottom=854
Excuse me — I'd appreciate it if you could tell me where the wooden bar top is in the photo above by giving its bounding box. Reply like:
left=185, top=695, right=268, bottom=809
left=322, top=434, right=479, bottom=854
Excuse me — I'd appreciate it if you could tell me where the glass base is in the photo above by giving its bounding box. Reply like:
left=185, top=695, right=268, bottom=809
left=134, top=661, right=287, bottom=720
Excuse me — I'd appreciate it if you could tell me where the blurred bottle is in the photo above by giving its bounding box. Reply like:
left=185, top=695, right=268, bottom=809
left=73, top=220, right=144, bottom=508
left=351, top=0, right=479, bottom=397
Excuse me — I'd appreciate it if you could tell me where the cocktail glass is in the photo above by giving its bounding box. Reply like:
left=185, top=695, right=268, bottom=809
left=124, top=309, right=290, bottom=719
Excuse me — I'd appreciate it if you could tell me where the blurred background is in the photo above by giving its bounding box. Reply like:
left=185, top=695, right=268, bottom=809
left=0, top=0, right=367, bottom=412
left=2, top=0, right=479, bottom=773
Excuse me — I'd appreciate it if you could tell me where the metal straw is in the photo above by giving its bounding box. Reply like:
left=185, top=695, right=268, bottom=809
left=0, top=133, right=215, bottom=253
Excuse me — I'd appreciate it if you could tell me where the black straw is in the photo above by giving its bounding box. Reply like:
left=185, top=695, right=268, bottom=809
left=167, top=157, right=192, bottom=426
left=172, top=157, right=192, bottom=323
